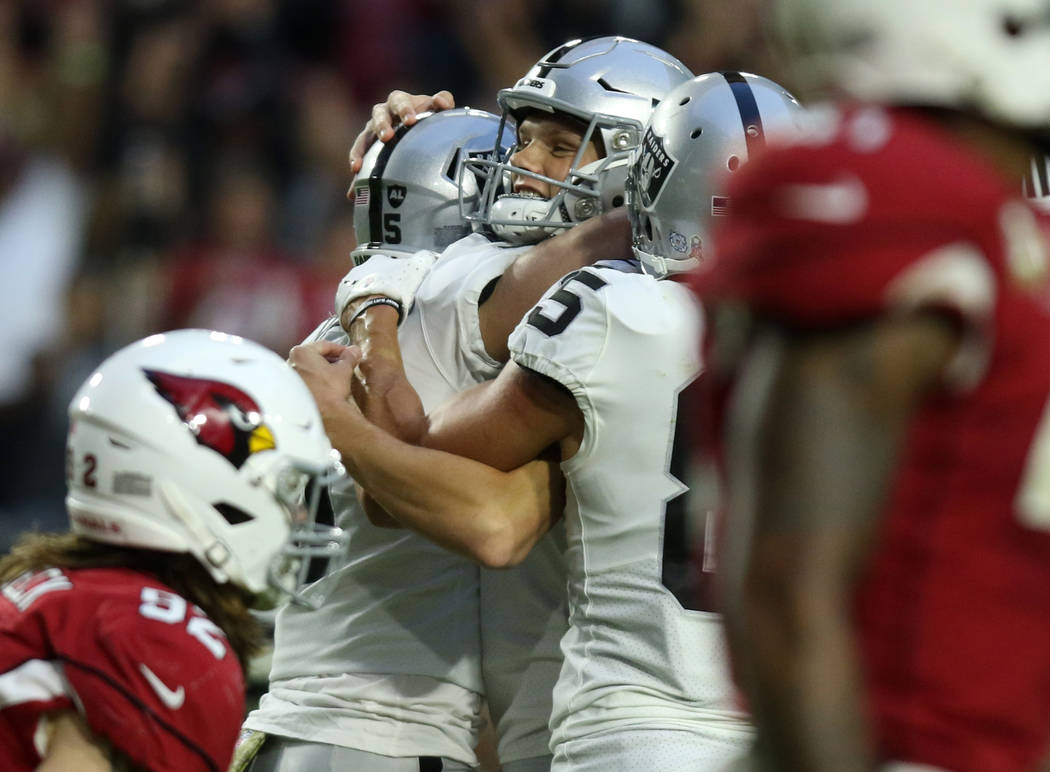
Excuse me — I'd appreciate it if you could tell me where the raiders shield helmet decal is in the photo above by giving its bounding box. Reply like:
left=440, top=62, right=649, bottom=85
left=636, top=127, right=676, bottom=207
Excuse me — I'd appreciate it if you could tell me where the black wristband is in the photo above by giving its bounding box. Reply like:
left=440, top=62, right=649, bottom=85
left=346, top=296, right=404, bottom=327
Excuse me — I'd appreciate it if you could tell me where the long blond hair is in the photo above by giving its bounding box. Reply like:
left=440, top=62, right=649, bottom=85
left=0, top=532, right=262, bottom=670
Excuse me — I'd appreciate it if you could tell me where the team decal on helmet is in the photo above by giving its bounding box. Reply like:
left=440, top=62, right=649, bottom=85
left=689, top=235, right=704, bottom=263
left=145, top=369, right=276, bottom=470
left=629, top=72, right=806, bottom=279
left=636, top=127, right=676, bottom=208
left=386, top=185, right=406, bottom=208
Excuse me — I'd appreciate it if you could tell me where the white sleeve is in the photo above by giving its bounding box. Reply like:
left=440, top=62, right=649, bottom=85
left=508, top=267, right=613, bottom=397
left=413, top=235, right=527, bottom=389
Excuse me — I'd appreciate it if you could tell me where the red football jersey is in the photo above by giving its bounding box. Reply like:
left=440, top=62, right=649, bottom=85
left=697, top=106, right=1050, bottom=771
left=0, top=566, right=245, bottom=771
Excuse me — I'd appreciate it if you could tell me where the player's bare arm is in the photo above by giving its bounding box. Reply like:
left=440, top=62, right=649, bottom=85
left=342, top=297, right=425, bottom=527
left=348, top=89, right=455, bottom=175
left=36, top=711, right=112, bottom=772
left=423, top=360, right=583, bottom=470
left=345, top=299, right=426, bottom=445
left=289, top=341, right=572, bottom=567
left=479, top=208, right=633, bottom=362
left=336, top=207, right=621, bottom=523
left=724, top=311, right=960, bottom=772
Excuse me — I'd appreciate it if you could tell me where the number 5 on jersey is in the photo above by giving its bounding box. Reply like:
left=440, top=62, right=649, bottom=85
left=527, top=269, right=608, bottom=336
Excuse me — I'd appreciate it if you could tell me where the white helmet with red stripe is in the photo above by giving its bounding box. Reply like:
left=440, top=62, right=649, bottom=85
left=774, top=0, right=1050, bottom=135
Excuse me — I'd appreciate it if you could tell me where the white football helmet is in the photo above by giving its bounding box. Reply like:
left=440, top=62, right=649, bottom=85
left=629, top=72, right=807, bottom=278
left=462, top=36, right=693, bottom=244
left=772, top=0, right=1050, bottom=134
left=1025, top=155, right=1050, bottom=212
left=65, top=329, right=347, bottom=606
left=350, top=108, right=508, bottom=265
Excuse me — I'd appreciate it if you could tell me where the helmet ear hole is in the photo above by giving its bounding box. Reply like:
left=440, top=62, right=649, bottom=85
left=1001, top=15, right=1023, bottom=38
left=444, top=148, right=463, bottom=181
left=215, top=503, right=253, bottom=526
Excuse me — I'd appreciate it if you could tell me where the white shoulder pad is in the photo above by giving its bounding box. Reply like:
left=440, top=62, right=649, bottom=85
left=509, top=267, right=701, bottom=397
left=412, top=234, right=528, bottom=387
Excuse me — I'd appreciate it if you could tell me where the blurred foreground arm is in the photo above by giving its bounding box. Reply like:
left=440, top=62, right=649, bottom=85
left=723, top=312, right=959, bottom=771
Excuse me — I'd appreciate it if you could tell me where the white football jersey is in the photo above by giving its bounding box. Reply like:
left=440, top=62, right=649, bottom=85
left=508, top=263, right=752, bottom=758
left=480, top=525, right=569, bottom=764
left=417, top=233, right=573, bottom=764
left=246, top=235, right=530, bottom=764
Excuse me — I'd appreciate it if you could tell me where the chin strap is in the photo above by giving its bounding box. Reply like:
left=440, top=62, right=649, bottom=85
left=157, top=480, right=234, bottom=586
left=490, top=194, right=574, bottom=244
left=634, top=247, right=700, bottom=279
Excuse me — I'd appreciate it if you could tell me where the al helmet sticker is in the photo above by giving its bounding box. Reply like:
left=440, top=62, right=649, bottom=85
left=386, top=184, right=406, bottom=208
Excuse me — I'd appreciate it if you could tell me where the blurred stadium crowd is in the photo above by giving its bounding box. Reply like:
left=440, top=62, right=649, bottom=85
left=0, top=0, right=770, bottom=545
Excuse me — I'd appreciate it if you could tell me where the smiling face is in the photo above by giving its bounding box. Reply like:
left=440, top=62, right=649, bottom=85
left=508, top=111, right=603, bottom=199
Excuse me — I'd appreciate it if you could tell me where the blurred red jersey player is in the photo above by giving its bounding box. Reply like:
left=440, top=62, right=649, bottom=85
left=693, top=1, right=1050, bottom=770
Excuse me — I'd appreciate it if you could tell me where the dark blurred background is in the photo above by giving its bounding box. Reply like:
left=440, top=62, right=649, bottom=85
left=0, top=0, right=777, bottom=547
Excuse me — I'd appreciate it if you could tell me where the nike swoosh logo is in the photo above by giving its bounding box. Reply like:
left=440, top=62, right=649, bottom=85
left=138, top=663, right=185, bottom=710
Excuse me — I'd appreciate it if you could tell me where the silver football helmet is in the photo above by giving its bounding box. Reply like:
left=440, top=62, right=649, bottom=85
left=773, top=0, right=1050, bottom=135
left=350, top=108, right=508, bottom=265
left=629, top=72, right=806, bottom=278
left=462, top=36, right=693, bottom=244
left=65, top=329, right=347, bottom=607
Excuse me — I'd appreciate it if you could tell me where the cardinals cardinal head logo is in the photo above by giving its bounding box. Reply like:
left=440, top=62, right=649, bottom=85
left=145, top=369, right=276, bottom=469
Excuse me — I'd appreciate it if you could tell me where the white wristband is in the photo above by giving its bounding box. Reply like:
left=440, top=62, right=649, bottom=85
left=334, top=250, right=438, bottom=325
left=345, top=296, right=403, bottom=327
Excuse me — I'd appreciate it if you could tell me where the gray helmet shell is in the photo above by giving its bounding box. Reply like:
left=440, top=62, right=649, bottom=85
left=350, top=108, right=507, bottom=264
left=629, top=72, right=806, bottom=278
